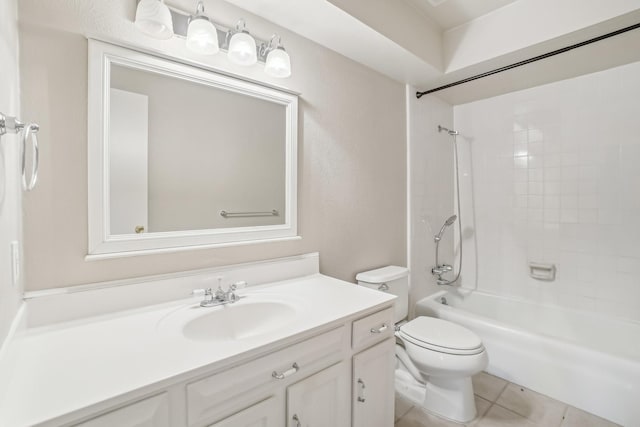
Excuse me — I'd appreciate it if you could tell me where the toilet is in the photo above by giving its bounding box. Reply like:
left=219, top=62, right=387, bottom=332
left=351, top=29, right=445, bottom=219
left=356, top=266, right=488, bottom=423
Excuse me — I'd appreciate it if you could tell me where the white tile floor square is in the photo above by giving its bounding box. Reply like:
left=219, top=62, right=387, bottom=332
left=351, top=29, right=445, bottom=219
left=394, top=372, right=620, bottom=427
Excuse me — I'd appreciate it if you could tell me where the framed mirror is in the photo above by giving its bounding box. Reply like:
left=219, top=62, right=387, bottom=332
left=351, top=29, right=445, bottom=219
left=87, top=40, right=298, bottom=258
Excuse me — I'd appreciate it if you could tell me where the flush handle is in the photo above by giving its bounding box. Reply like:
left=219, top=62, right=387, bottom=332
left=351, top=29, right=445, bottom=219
left=272, top=362, right=299, bottom=380
left=370, top=323, right=388, bottom=334
left=378, top=283, right=389, bottom=291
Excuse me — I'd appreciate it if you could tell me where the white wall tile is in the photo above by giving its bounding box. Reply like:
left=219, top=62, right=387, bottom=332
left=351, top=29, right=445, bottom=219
left=454, top=60, right=640, bottom=322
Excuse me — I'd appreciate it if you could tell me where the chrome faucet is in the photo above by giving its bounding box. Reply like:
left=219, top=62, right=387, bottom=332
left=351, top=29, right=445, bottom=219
left=432, top=264, right=454, bottom=285
left=193, top=278, right=243, bottom=307
left=432, top=264, right=453, bottom=275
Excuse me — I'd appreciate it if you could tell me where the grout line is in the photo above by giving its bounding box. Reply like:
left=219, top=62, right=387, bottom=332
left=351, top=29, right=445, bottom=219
left=394, top=396, right=416, bottom=425
left=492, top=380, right=510, bottom=403
left=472, top=402, right=495, bottom=426
left=395, top=407, right=413, bottom=426
left=491, top=382, right=570, bottom=427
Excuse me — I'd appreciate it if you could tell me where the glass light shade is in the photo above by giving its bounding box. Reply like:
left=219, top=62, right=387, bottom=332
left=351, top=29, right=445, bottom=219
left=228, top=32, right=257, bottom=66
left=186, top=18, right=219, bottom=55
left=265, top=47, right=291, bottom=78
left=135, top=0, right=174, bottom=40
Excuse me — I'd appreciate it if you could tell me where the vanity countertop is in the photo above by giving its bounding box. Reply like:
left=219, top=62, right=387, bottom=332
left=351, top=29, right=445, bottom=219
left=0, top=273, right=395, bottom=427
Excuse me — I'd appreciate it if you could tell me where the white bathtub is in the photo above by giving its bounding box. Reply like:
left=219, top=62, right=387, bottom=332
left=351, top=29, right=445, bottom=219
left=416, top=289, right=640, bottom=426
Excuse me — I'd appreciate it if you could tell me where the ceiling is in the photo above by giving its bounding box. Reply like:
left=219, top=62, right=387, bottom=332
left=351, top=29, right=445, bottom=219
left=222, top=0, right=640, bottom=105
left=404, top=0, right=519, bottom=30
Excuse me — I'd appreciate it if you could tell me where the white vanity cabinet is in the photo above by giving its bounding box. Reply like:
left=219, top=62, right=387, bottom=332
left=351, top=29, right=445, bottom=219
left=352, top=340, right=396, bottom=427
left=205, top=361, right=351, bottom=427
left=286, top=362, right=350, bottom=427
left=187, top=326, right=347, bottom=427
left=3, top=265, right=399, bottom=427
left=351, top=307, right=396, bottom=427
left=69, top=307, right=395, bottom=427
left=70, top=309, right=395, bottom=427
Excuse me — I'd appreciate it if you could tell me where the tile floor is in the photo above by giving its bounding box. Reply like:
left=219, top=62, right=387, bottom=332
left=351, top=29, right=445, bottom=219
left=394, top=372, right=620, bottom=427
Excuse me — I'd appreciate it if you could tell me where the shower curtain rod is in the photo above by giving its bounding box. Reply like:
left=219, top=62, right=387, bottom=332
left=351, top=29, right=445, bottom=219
left=416, top=21, right=640, bottom=99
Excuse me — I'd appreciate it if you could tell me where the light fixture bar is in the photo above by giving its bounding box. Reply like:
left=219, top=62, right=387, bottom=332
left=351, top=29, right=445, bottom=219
left=167, top=7, right=272, bottom=63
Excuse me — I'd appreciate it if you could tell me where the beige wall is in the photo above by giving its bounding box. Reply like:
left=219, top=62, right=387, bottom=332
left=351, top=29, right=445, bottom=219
left=18, top=0, right=407, bottom=291
left=0, top=0, right=23, bottom=345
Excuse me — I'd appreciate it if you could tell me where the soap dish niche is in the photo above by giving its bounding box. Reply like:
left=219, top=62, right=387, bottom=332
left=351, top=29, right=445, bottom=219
left=529, top=262, right=556, bottom=281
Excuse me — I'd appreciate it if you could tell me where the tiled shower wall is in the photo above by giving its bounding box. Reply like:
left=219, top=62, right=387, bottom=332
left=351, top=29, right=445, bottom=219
left=454, top=60, right=640, bottom=322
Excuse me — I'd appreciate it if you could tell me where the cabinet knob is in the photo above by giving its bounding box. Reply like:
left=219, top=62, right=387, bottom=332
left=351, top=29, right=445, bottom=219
left=292, top=414, right=301, bottom=427
left=135, top=225, right=145, bottom=234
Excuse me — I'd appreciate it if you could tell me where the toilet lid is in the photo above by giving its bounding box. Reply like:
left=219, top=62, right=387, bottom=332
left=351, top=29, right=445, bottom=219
left=399, top=317, right=483, bottom=352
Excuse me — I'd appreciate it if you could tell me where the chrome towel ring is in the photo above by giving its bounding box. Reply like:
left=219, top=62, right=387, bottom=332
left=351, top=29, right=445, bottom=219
left=0, top=112, right=40, bottom=191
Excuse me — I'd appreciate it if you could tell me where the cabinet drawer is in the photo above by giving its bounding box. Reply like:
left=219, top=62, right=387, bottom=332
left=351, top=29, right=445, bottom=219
left=73, top=392, right=169, bottom=427
left=208, top=396, right=280, bottom=427
left=187, top=326, right=347, bottom=426
left=352, top=307, right=394, bottom=351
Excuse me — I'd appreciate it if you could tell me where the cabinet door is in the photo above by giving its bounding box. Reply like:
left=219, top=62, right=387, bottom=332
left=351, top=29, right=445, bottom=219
left=208, top=396, right=280, bottom=427
left=287, top=362, right=350, bottom=427
left=352, top=339, right=395, bottom=427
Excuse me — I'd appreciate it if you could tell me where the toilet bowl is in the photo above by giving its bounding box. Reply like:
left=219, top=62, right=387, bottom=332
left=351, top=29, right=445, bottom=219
left=356, top=266, right=488, bottom=423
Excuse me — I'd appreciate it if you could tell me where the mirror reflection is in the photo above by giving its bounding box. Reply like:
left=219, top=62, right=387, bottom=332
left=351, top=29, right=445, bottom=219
left=108, top=63, right=286, bottom=235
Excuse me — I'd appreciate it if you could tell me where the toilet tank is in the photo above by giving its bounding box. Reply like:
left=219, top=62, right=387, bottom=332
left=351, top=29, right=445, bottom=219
left=356, top=266, right=409, bottom=323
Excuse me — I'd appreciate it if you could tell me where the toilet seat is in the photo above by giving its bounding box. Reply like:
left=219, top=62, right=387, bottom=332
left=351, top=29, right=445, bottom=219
left=398, top=317, right=484, bottom=355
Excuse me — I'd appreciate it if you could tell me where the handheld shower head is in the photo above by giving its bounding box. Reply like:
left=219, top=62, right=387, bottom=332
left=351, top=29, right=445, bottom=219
left=434, top=215, right=457, bottom=242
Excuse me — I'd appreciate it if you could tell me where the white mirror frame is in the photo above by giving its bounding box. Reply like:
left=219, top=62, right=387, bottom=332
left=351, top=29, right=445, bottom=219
left=87, top=40, right=298, bottom=259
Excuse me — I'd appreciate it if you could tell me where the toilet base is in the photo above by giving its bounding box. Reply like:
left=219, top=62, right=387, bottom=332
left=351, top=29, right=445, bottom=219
left=424, top=376, right=476, bottom=423
left=395, top=361, right=477, bottom=423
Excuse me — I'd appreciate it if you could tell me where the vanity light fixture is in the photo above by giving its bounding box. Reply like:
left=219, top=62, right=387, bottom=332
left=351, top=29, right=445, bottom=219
left=186, top=1, right=219, bottom=55
left=227, top=20, right=258, bottom=66
left=135, top=0, right=174, bottom=40
left=262, top=35, right=291, bottom=78
left=133, top=2, right=292, bottom=77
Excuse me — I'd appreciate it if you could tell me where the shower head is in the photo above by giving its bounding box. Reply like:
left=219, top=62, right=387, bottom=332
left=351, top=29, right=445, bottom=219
left=444, top=214, right=457, bottom=226
left=434, top=215, right=457, bottom=242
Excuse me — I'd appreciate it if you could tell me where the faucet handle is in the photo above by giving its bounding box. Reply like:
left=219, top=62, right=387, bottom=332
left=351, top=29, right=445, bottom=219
left=192, top=288, right=215, bottom=304
left=225, top=284, right=240, bottom=303
left=233, top=281, right=248, bottom=289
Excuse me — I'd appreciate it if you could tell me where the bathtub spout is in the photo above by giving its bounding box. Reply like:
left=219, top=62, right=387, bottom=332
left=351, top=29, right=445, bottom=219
left=437, top=277, right=456, bottom=286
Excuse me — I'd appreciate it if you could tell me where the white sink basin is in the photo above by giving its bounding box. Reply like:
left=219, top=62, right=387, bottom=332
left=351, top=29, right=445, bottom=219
left=181, top=300, right=297, bottom=342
